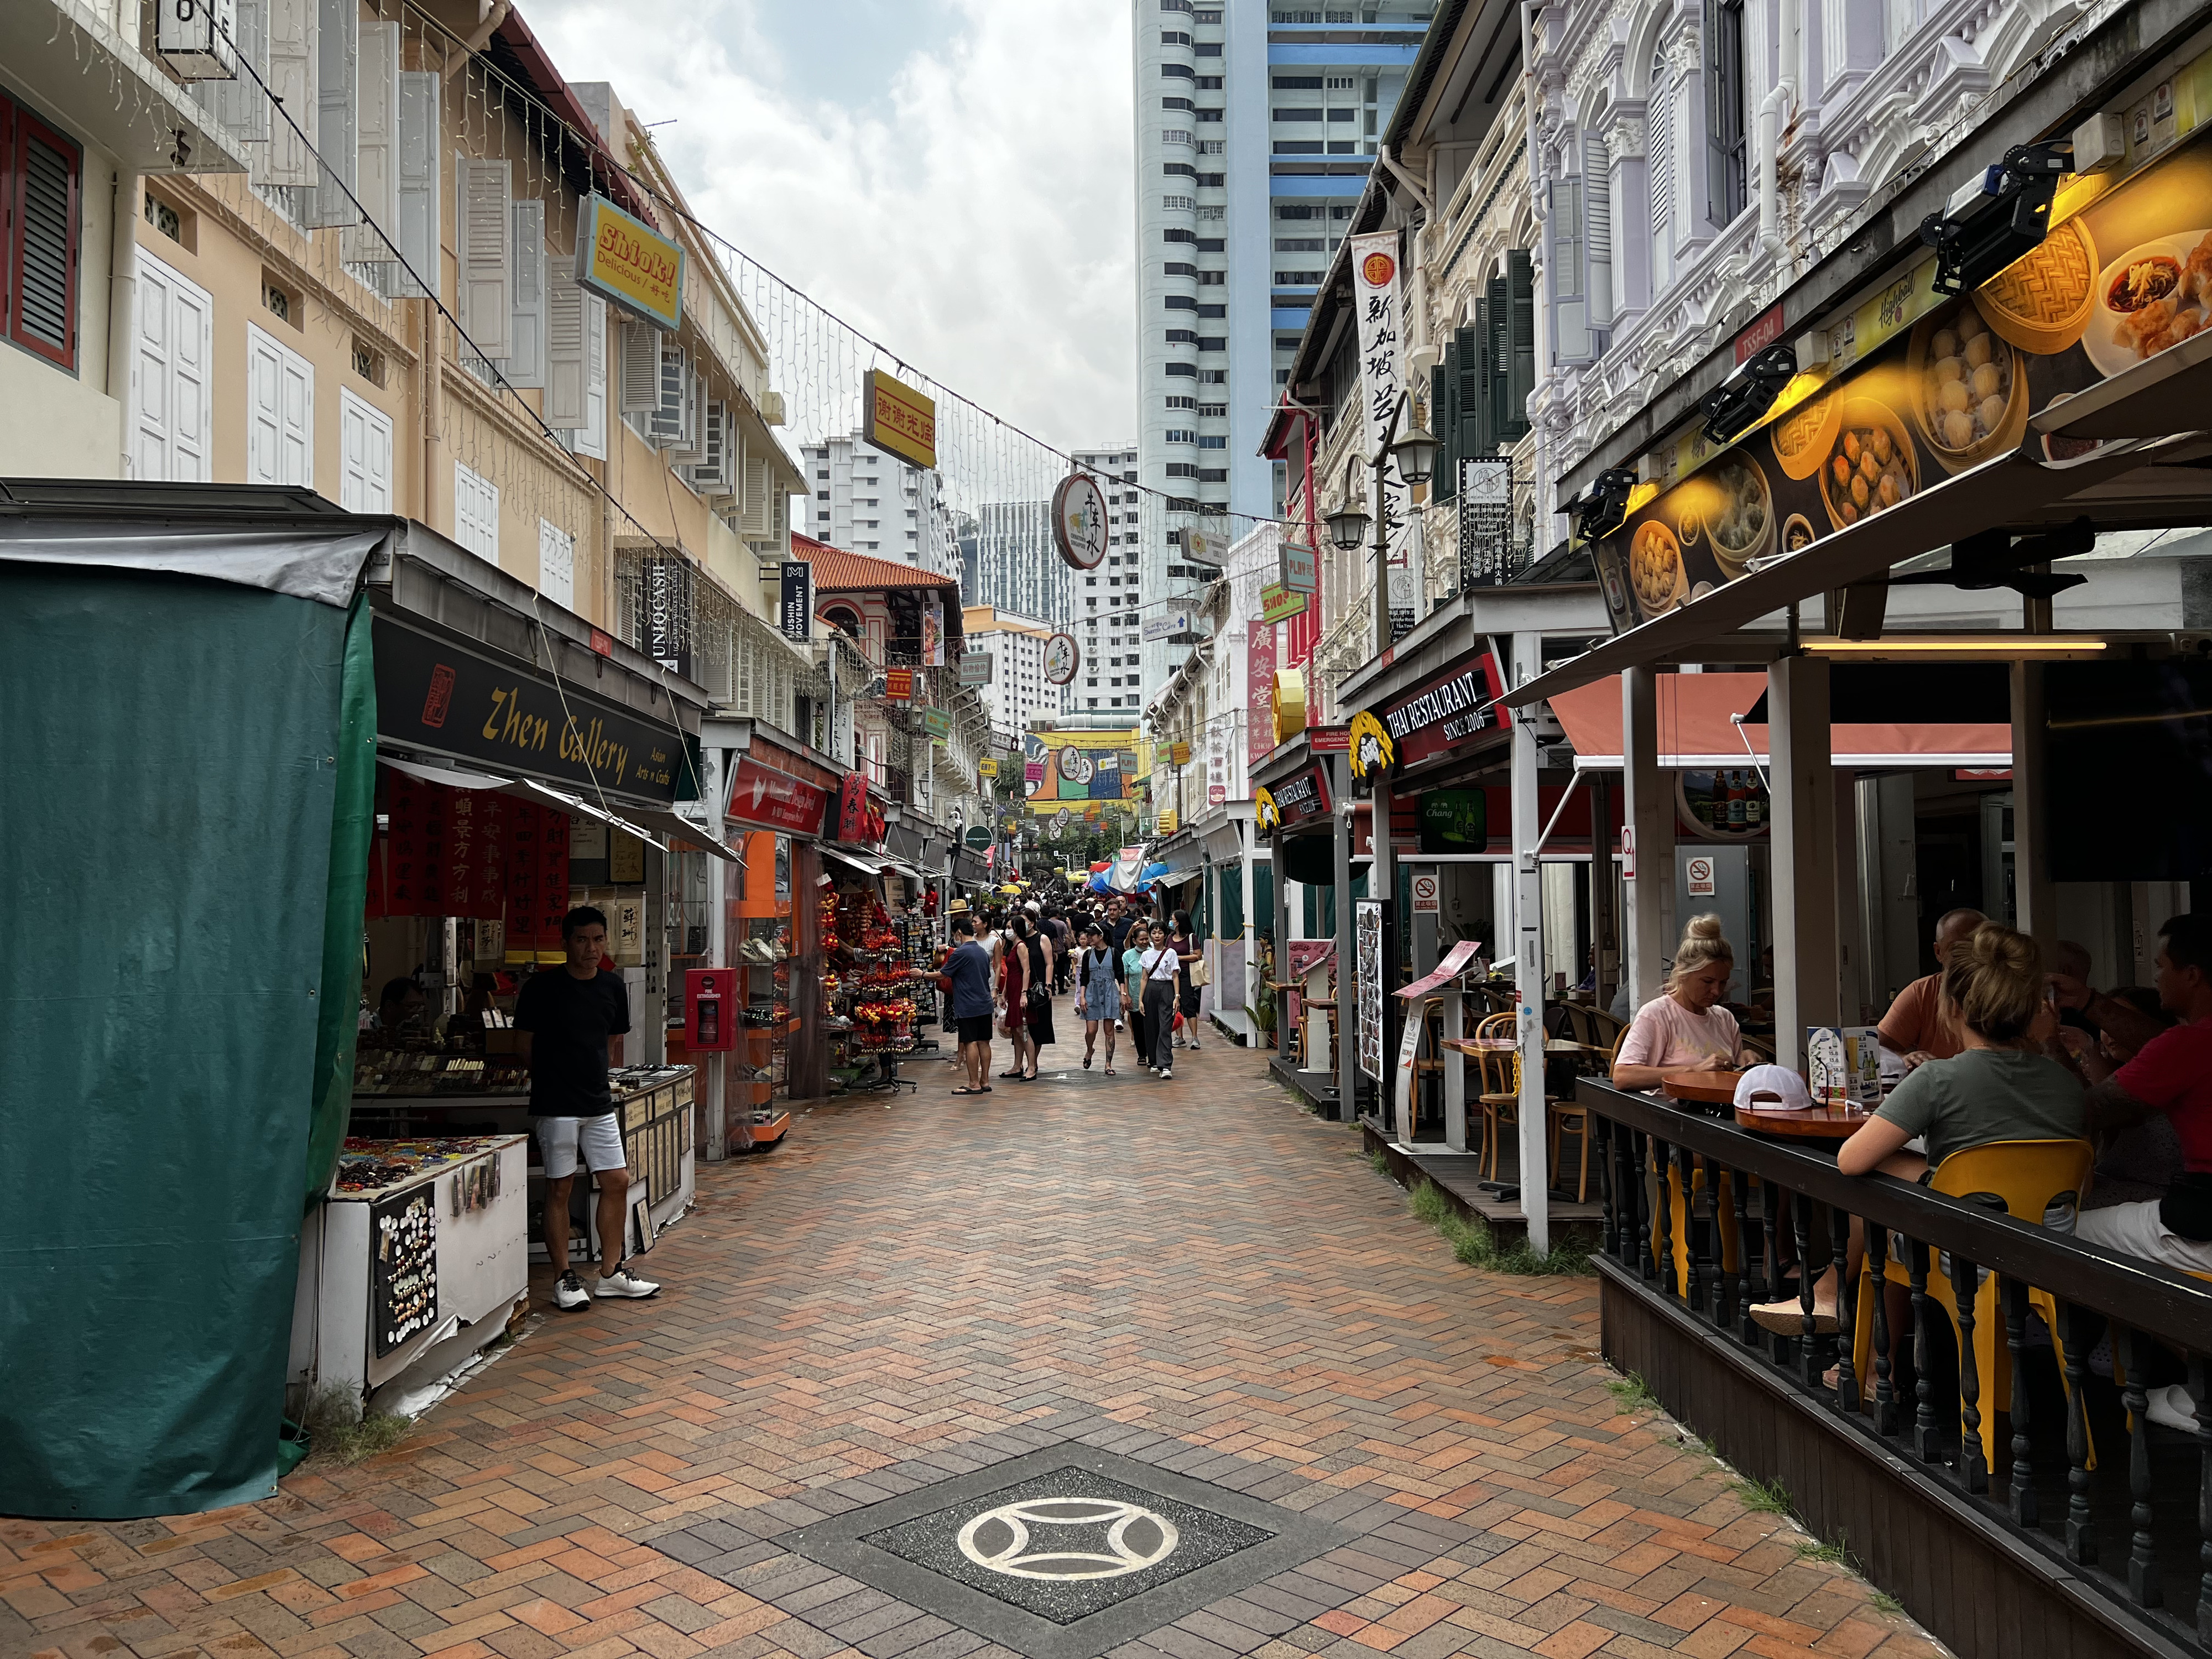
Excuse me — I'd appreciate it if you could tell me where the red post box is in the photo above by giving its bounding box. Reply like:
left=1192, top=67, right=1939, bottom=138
left=684, top=968, right=737, bottom=1051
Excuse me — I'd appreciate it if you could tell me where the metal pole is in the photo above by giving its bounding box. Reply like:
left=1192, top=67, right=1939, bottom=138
left=1510, top=632, right=1548, bottom=1256
left=701, top=745, right=728, bottom=1162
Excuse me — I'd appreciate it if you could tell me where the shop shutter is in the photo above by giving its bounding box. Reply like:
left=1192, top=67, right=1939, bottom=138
left=1505, top=249, right=1535, bottom=441
left=453, top=462, right=499, bottom=560
left=12, top=111, right=79, bottom=368
left=305, top=0, right=357, bottom=228
left=132, top=251, right=213, bottom=483
left=1453, top=324, right=1484, bottom=462
left=246, top=322, right=313, bottom=488
left=206, top=0, right=269, bottom=148
left=538, top=520, right=576, bottom=609
left=544, top=268, right=586, bottom=427
left=263, top=0, right=316, bottom=187
left=573, top=293, right=608, bottom=460
left=456, top=158, right=513, bottom=359
left=505, top=199, right=545, bottom=388
left=1649, top=49, right=1674, bottom=292
left=338, top=387, right=392, bottom=512
left=1429, top=358, right=1455, bottom=502
left=618, top=320, right=660, bottom=413
left=342, top=20, right=399, bottom=263
left=1551, top=175, right=1588, bottom=362
left=1585, top=133, right=1612, bottom=331
left=393, top=71, right=439, bottom=298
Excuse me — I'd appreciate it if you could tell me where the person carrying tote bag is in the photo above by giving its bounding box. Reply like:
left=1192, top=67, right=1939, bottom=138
left=1139, top=921, right=1181, bottom=1079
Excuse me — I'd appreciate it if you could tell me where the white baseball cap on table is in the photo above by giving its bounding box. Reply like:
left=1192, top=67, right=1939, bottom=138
left=1734, top=1064, right=1812, bottom=1113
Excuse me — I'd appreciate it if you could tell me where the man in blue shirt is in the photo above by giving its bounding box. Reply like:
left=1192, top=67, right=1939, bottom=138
left=938, top=913, right=998, bottom=1095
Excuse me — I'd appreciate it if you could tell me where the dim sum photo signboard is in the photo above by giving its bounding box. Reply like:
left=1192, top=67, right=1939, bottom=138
left=1592, top=120, right=2212, bottom=632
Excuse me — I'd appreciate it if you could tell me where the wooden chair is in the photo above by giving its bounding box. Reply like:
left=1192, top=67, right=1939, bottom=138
left=1549, top=1096, right=1594, bottom=1203
left=1848, top=1138, right=2095, bottom=1472
left=1411, top=997, right=1446, bottom=1128
left=1474, top=1013, right=1519, bottom=1181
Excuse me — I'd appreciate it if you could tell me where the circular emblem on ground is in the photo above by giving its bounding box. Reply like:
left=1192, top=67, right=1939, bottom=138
left=956, top=1498, right=1181, bottom=1580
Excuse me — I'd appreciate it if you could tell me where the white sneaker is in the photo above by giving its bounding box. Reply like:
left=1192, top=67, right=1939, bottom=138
left=594, top=1265, right=660, bottom=1299
left=2149, top=1382, right=2200, bottom=1431
left=552, top=1270, right=591, bottom=1312
left=1159, top=1068, right=1173, bottom=1080
left=1188, top=1040, right=1201, bottom=1051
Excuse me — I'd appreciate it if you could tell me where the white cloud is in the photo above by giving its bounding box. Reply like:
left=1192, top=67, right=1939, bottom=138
left=523, top=0, right=1135, bottom=454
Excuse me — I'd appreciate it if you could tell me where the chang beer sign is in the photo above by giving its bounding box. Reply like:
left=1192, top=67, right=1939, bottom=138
left=576, top=194, right=684, bottom=331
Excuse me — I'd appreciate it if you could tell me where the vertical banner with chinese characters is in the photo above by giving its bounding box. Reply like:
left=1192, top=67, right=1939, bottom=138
left=1349, top=230, right=1421, bottom=645
left=444, top=788, right=510, bottom=920
left=1246, top=620, right=1277, bottom=774
left=504, top=802, right=545, bottom=953
left=384, top=770, right=451, bottom=916
left=534, top=813, right=572, bottom=951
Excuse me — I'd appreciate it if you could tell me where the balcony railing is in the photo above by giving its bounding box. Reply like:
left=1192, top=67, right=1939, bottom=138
left=1578, top=1079, right=2212, bottom=1659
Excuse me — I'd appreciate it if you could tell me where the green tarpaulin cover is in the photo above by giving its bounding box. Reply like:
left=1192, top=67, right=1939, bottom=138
left=0, top=560, right=374, bottom=1518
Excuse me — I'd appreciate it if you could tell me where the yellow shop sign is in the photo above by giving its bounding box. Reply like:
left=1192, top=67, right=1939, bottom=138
left=576, top=194, right=685, bottom=332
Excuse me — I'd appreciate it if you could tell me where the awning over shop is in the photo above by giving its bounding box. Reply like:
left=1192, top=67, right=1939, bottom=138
left=1547, top=673, right=2012, bottom=769
left=825, top=847, right=889, bottom=877
left=1153, top=831, right=1203, bottom=879
left=377, top=752, right=740, bottom=862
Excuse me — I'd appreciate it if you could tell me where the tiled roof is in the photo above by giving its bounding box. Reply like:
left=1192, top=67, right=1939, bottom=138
left=792, top=534, right=960, bottom=593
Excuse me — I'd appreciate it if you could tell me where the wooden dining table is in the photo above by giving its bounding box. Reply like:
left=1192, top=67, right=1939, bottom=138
left=1732, top=1101, right=1876, bottom=1139
left=1443, top=1036, right=1586, bottom=1056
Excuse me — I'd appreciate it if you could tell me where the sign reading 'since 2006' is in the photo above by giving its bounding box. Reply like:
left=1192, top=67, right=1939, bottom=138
left=1374, top=651, right=1507, bottom=771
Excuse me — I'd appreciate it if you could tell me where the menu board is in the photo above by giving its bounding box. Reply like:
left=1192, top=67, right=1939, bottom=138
left=371, top=1186, right=440, bottom=1357
left=1594, top=134, right=2212, bottom=632
left=1355, top=899, right=1385, bottom=1083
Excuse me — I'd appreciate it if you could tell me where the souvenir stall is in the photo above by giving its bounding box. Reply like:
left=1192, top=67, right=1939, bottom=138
left=821, top=776, right=930, bottom=1093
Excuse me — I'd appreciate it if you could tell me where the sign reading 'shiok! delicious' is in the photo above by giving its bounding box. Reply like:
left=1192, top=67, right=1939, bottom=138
left=374, top=617, right=683, bottom=804
left=576, top=194, right=685, bottom=332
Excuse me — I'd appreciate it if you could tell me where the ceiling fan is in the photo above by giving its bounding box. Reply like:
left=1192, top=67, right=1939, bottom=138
left=1888, top=517, right=2096, bottom=600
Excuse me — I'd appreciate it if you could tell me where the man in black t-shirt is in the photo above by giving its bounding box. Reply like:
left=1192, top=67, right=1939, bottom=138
left=514, top=906, right=659, bottom=1311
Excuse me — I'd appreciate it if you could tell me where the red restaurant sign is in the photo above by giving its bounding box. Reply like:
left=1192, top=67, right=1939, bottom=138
left=726, top=755, right=831, bottom=836
left=1371, top=650, right=1507, bottom=772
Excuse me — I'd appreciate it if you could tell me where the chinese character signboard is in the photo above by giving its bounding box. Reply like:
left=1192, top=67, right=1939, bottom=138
left=959, top=650, right=993, bottom=687
left=885, top=667, right=915, bottom=702
left=1349, top=229, right=1421, bottom=643
left=779, top=562, right=812, bottom=642
left=1259, top=582, right=1307, bottom=623
left=1279, top=541, right=1318, bottom=594
left=1246, top=619, right=1277, bottom=772
left=575, top=194, right=685, bottom=332
left=865, top=369, right=937, bottom=469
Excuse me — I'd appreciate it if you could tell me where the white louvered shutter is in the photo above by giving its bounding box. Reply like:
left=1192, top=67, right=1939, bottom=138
left=741, top=455, right=771, bottom=536
left=507, top=199, right=546, bottom=388
left=132, top=252, right=213, bottom=483
left=544, top=269, right=586, bottom=427
left=575, top=294, right=608, bottom=459
left=649, top=340, right=687, bottom=444
left=210, top=0, right=269, bottom=149
left=453, top=463, right=499, bottom=560
left=306, top=0, right=357, bottom=227
left=264, top=0, right=317, bottom=187
left=667, top=369, right=706, bottom=465
left=692, top=400, right=728, bottom=488
left=538, top=520, right=576, bottom=609
left=1551, top=175, right=1587, bottom=359
left=619, top=321, right=660, bottom=413
left=343, top=21, right=400, bottom=263
left=456, top=159, right=513, bottom=359
left=1586, top=133, right=1613, bottom=328
left=394, top=72, right=440, bottom=298
left=1649, top=51, right=1674, bottom=293
left=246, top=322, right=313, bottom=488
left=340, top=388, right=393, bottom=512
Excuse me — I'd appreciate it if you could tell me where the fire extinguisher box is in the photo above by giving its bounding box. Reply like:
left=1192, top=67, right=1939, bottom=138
left=685, top=968, right=738, bottom=1051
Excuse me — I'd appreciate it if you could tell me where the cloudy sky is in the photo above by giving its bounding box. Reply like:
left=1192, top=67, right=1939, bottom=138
left=525, top=0, right=1137, bottom=453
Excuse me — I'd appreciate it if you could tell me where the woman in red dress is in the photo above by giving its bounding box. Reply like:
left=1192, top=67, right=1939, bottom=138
left=999, top=917, right=1030, bottom=1079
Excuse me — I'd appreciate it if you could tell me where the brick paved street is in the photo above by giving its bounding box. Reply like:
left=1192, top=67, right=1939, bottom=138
left=4, top=1015, right=1944, bottom=1659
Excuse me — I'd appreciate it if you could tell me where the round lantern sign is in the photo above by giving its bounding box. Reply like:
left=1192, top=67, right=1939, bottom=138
left=1051, top=472, right=1110, bottom=571
left=1044, top=632, right=1079, bottom=685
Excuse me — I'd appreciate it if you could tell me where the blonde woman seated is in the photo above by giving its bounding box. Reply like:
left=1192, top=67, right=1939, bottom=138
left=1750, top=921, right=2084, bottom=1334
left=1611, top=915, right=1744, bottom=1091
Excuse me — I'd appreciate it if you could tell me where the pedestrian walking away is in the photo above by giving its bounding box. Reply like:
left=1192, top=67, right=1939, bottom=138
left=937, top=912, right=996, bottom=1095
left=1019, top=915, right=1055, bottom=1077
left=1139, top=919, right=1179, bottom=1079
left=514, top=905, right=659, bottom=1311
left=1077, top=921, right=1120, bottom=1073
left=1121, top=925, right=1149, bottom=1066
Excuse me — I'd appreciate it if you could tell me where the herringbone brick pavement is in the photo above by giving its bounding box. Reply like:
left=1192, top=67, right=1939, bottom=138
left=3, top=1011, right=1945, bottom=1659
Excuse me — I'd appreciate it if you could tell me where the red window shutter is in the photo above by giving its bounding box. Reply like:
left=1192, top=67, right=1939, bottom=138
left=11, top=104, right=79, bottom=369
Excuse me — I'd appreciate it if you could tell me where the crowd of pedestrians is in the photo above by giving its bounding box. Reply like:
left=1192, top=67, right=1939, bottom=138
left=933, top=889, right=1204, bottom=1089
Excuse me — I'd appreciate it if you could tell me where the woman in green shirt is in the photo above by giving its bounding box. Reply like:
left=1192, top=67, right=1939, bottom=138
left=1752, top=921, right=2083, bottom=1334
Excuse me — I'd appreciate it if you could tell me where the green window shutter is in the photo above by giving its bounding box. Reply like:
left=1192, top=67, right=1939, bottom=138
left=1431, top=358, right=1456, bottom=502
left=1485, top=277, right=1511, bottom=449
left=1505, top=249, right=1536, bottom=442
left=1464, top=315, right=1492, bottom=457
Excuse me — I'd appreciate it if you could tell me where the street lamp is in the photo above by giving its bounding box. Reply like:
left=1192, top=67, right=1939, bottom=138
left=1391, top=422, right=1437, bottom=487
left=1325, top=497, right=1370, bottom=551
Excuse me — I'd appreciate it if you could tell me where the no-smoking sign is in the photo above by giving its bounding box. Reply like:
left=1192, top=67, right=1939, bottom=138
left=1412, top=873, right=1439, bottom=915
left=1686, top=855, right=1716, bottom=897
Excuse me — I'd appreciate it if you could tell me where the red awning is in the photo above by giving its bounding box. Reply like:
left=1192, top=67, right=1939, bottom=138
left=1549, top=673, right=2010, bottom=769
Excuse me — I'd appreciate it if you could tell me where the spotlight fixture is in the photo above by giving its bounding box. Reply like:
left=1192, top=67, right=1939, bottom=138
left=1918, top=139, right=2073, bottom=296
left=1891, top=517, right=2096, bottom=599
left=1564, top=467, right=1637, bottom=542
left=1700, top=343, right=1800, bottom=445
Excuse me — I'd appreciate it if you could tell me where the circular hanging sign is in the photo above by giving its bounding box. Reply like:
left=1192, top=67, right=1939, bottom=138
left=1051, top=472, right=1111, bottom=572
left=1044, top=632, right=1080, bottom=685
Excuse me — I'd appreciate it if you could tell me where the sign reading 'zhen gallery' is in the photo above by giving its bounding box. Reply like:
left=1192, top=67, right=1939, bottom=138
left=374, top=617, right=684, bottom=804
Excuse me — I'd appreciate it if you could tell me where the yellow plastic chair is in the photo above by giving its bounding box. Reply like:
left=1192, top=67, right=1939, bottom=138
left=1848, top=1138, right=2094, bottom=1472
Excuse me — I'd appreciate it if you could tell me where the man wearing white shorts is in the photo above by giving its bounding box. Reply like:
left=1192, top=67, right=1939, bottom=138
left=515, top=906, right=660, bottom=1311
